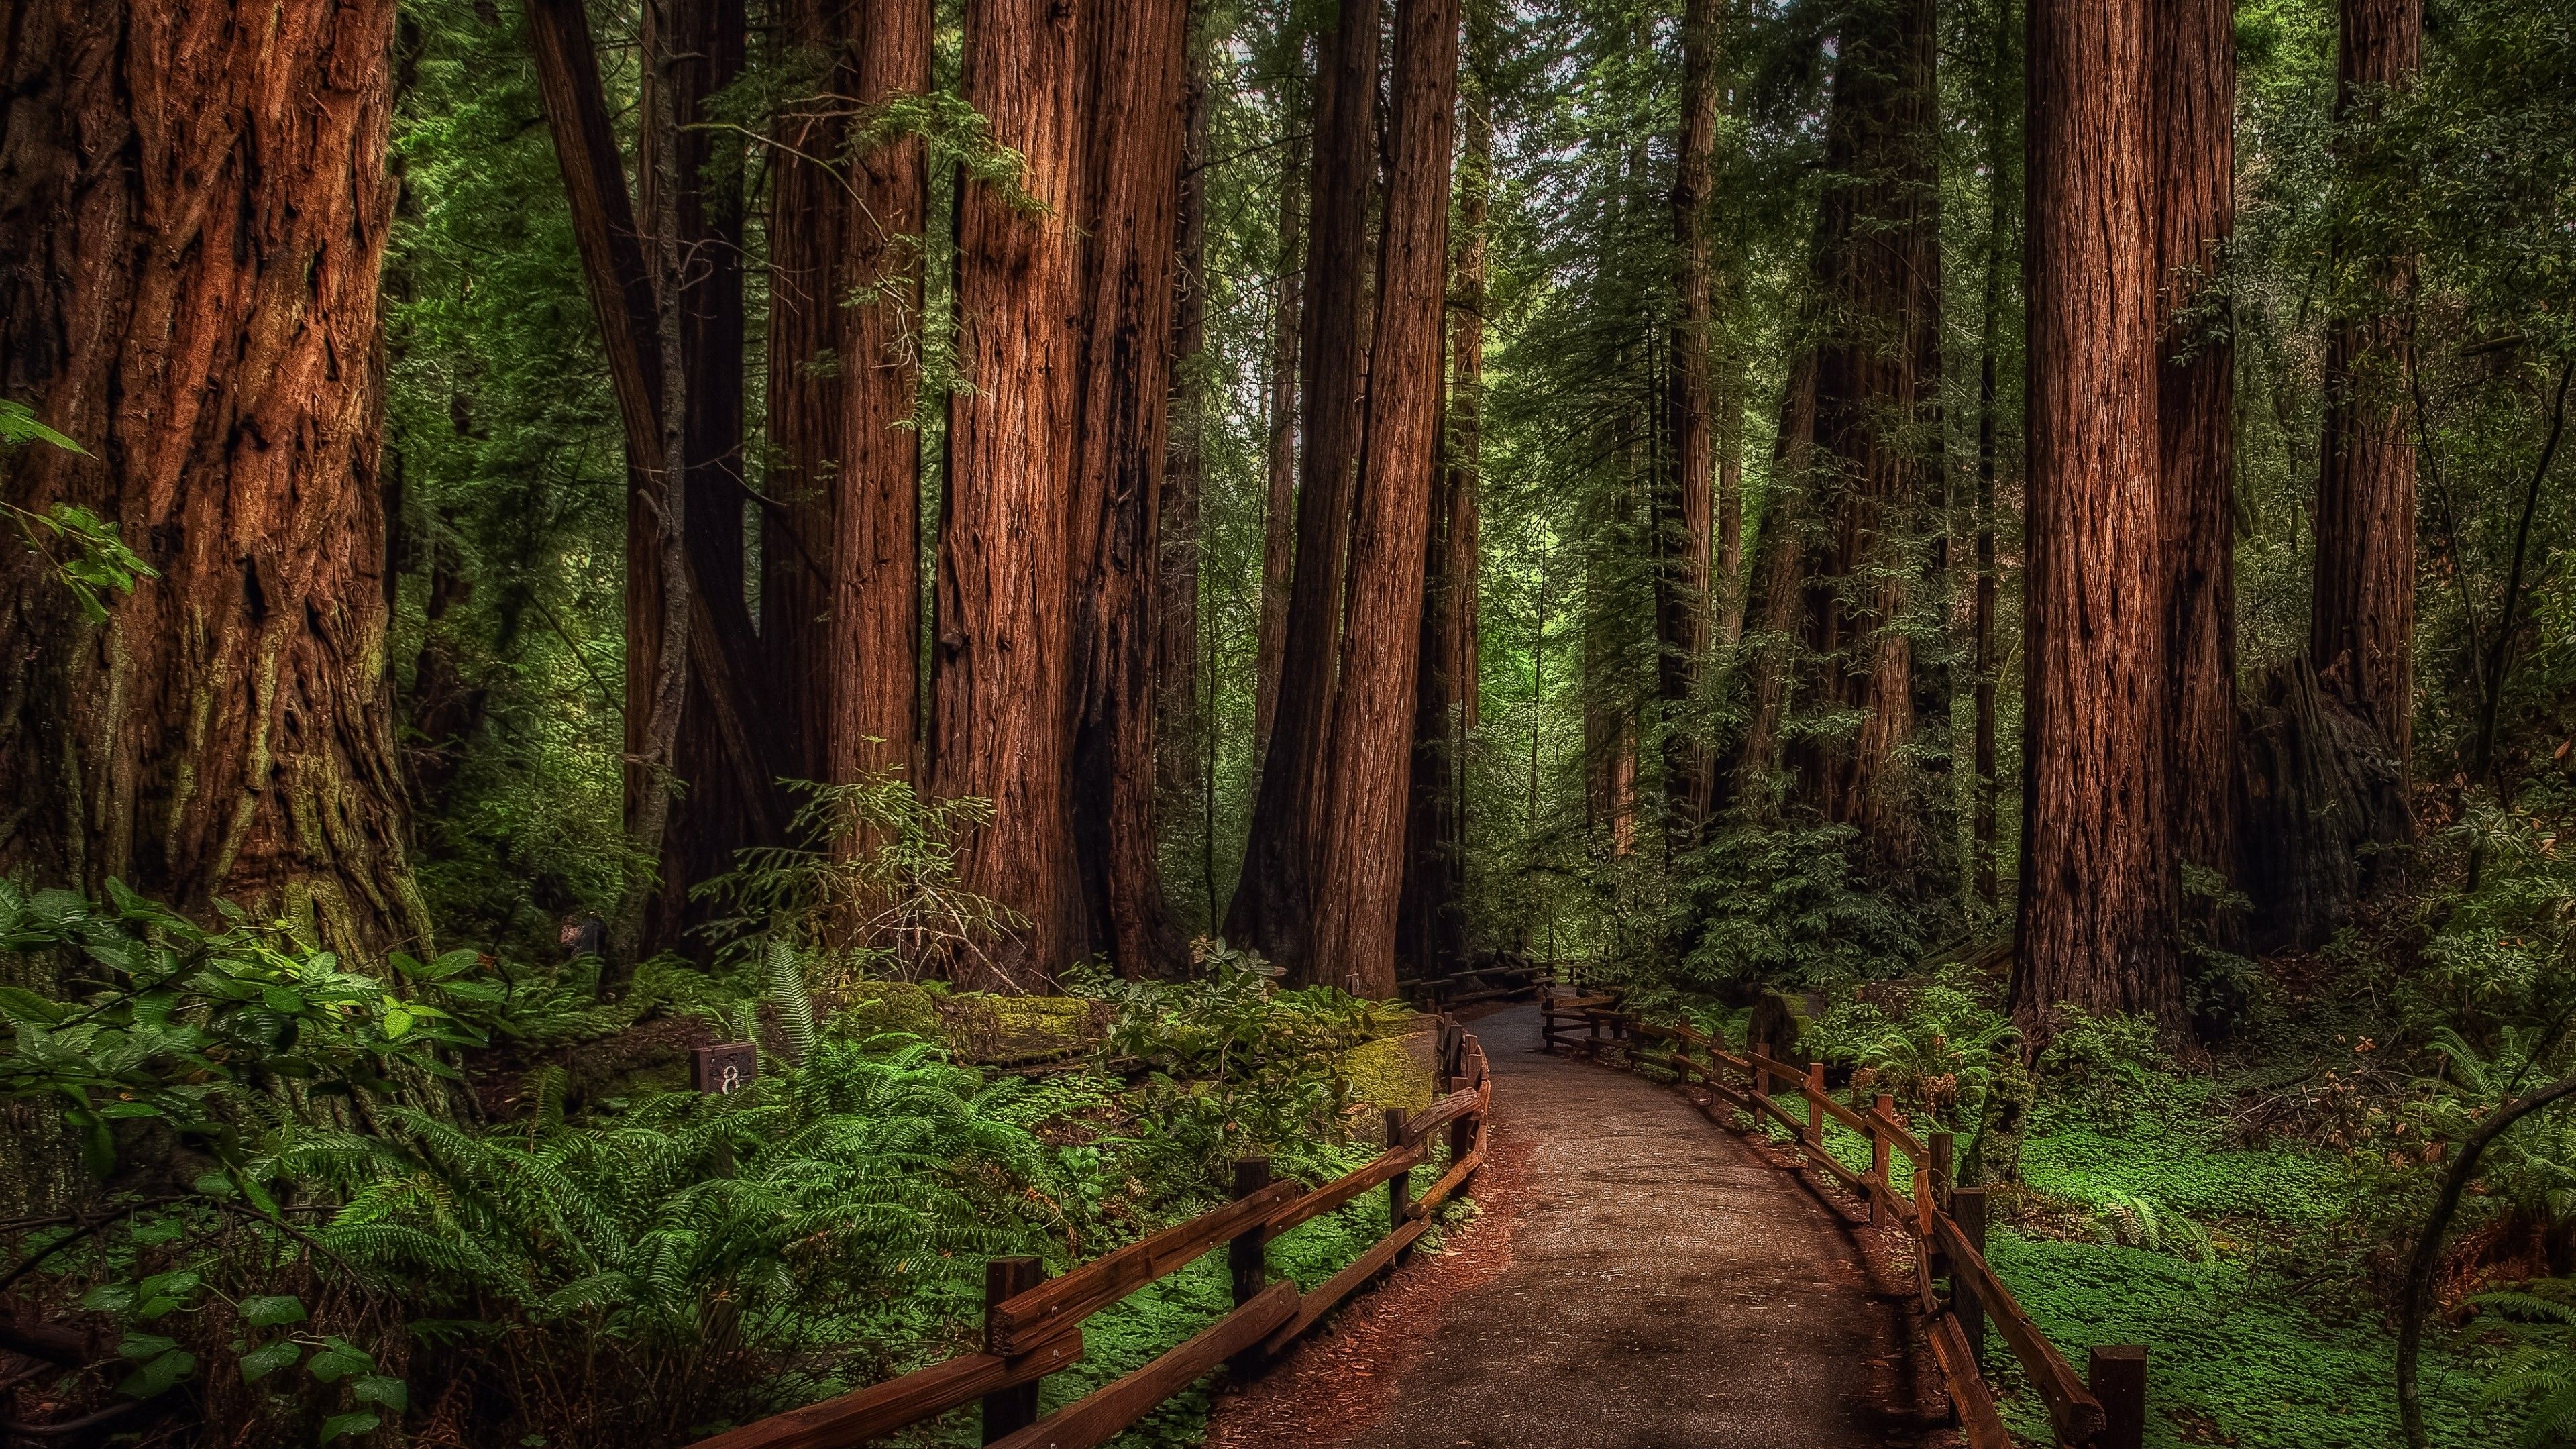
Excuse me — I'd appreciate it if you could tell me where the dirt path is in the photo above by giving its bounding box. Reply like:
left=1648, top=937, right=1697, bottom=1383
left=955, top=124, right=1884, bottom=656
left=1203, top=1002, right=1949, bottom=1449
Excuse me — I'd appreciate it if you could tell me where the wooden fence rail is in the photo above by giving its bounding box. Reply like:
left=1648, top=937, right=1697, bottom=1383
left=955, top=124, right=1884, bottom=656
left=1540, top=987, right=2145, bottom=1449
left=688, top=1022, right=1493, bottom=1449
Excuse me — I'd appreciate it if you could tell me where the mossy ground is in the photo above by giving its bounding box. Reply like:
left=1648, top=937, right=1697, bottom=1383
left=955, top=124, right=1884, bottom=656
left=1743, top=1090, right=2516, bottom=1447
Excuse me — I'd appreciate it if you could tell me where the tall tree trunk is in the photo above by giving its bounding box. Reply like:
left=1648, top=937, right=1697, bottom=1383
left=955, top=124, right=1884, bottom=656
left=1158, top=20, right=1212, bottom=893
left=0, top=0, right=427, bottom=956
left=641, top=0, right=765, bottom=952
left=2310, top=0, right=2421, bottom=768
left=1784, top=0, right=1940, bottom=877
left=1658, top=0, right=1719, bottom=837
left=1311, top=0, right=1460, bottom=998
left=1398, top=5, right=1488, bottom=984
left=934, top=0, right=1091, bottom=987
left=1729, top=353, right=1820, bottom=816
left=1228, top=0, right=1381, bottom=975
left=1972, top=0, right=2017, bottom=910
left=1254, top=110, right=1307, bottom=763
left=2010, top=0, right=2185, bottom=1044
left=2156, top=0, right=2239, bottom=921
left=1069, top=0, right=1193, bottom=980
left=765, top=0, right=929, bottom=800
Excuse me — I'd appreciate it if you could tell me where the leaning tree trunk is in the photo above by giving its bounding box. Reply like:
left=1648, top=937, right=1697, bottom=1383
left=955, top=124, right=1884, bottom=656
left=1228, top=0, right=1381, bottom=977
left=933, top=0, right=1091, bottom=986
left=1311, top=0, right=1460, bottom=999
left=2155, top=0, right=2240, bottom=934
left=1252, top=77, right=1307, bottom=764
left=0, top=0, right=427, bottom=957
left=1157, top=20, right=1211, bottom=878
left=1068, top=0, right=1193, bottom=981
left=1657, top=0, right=1719, bottom=840
left=2011, top=0, right=2186, bottom=1045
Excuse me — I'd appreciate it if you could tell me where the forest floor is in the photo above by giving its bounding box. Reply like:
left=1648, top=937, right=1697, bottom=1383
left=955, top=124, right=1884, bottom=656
left=1201, top=1002, right=1949, bottom=1448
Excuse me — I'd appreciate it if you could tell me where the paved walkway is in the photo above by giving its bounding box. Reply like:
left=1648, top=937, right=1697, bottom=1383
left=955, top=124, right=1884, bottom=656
left=1212, top=1002, right=1943, bottom=1448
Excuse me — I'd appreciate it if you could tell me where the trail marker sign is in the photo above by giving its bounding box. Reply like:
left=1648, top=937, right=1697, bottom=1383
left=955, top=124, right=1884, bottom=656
left=692, top=1042, right=757, bottom=1095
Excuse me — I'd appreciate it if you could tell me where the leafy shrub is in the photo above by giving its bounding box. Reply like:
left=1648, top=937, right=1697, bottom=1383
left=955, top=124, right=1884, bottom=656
left=1807, top=969, right=2019, bottom=1127
left=2035, top=1006, right=2168, bottom=1124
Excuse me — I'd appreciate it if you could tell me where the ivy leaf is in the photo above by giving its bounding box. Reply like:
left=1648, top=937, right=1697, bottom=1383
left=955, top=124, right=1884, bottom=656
left=319, top=1411, right=382, bottom=1442
left=239, top=1295, right=307, bottom=1328
left=240, top=1339, right=302, bottom=1383
left=352, top=1374, right=408, bottom=1412
left=305, top=1338, right=374, bottom=1383
left=117, top=1347, right=195, bottom=1399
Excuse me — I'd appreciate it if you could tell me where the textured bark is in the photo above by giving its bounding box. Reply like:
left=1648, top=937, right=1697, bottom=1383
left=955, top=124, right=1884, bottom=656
left=934, top=0, right=1091, bottom=985
left=1399, top=17, right=1488, bottom=983
left=765, top=0, right=929, bottom=795
left=1227, top=0, right=1380, bottom=974
left=1157, top=27, right=1212, bottom=847
left=1311, top=0, right=1460, bottom=998
left=1657, top=0, right=1719, bottom=837
left=1254, top=115, right=1306, bottom=762
left=2310, top=0, right=2422, bottom=769
left=2155, top=0, right=2239, bottom=902
left=2010, top=0, right=2184, bottom=1042
left=2240, top=656, right=2411, bottom=951
left=1730, top=354, right=1819, bottom=815
left=1069, top=0, right=1193, bottom=980
left=1972, top=0, right=2014, bottom=910
left=1785, top=0, right=1941, bottom=873
left=0, top=0, right=427, bottom=955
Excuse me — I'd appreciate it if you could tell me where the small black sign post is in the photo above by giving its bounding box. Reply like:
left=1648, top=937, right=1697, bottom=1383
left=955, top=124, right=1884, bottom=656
left=692, top=1042, right=758, bottom=1095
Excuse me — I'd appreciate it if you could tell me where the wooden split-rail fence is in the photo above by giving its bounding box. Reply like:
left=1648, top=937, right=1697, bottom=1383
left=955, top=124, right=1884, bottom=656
left=1544, top=987, right=2149, bottom=1449
left=688, top=1019, right=1492, bottom=1449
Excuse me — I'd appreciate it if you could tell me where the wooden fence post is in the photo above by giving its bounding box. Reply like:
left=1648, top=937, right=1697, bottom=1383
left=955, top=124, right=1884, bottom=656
left=1870, top=1093, right=1896, bottom=1226
left=1931, top=1130, right=1955, bottom=1212
left=1805, top=1062, right=1825, bottom=1145
left=1386, top=1108, right=1415, bottom=1267
left=1951, top=1187, right=1988, bottom=1375
left=2090, top=1344, right=2147, bottom=1449
left=981, top=1256, right=1045, bottom=1443
left=1228, top=1159, right=1272, bottom=1376
left=1752, top=1038, right=1771, bottom=1099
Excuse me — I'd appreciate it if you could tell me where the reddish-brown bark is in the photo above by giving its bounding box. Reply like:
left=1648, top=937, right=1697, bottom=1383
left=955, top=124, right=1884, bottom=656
left=1158, top=28, right=1212, bottom=843
left=1253, top=73, right=1306, bottom=762
left=2310, top=0, right=2422, bottom=769
left=1228, top=0, right=1381, bottom=975
left=1311, top=0, right=1460, bottom=998
left=2010, top=0, right=2185, bottom=1042
left=1068, top=0, right=1193, bottom=980
left=0, top=0, right=427, bottom=955
left=2156, top=0, right=2239, bottom=896
left=1658, top=0, right=1720, bottom=835
left=1399, top=10, right=1489, bottom=982
left=934, top=0, right=1092, bottom=985
left=765, top=0, right=929, bottom=796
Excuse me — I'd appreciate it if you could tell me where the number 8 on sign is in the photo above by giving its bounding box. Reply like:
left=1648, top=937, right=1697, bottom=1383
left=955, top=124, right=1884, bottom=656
left=692, top=1043, right=757, bottom=1095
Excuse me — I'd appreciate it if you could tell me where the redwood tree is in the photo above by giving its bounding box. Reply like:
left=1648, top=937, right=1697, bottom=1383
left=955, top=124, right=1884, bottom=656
left=935, top=0, right=1092, bottom=985
left=2010, top=0, right=2186, bottom=1041
left=1228, top=0, right=1381, bottom=976
left=0, top=0, right=427, bottom=955
left=1657, top=0, right=1720, bottom=837
left=1311, top=0, right=1460, bottom=998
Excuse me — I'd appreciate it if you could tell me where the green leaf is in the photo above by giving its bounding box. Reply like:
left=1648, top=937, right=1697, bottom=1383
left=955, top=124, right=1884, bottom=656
left=239, top=1339, right=302, bottom=1383
left=305, top=1338, right=374, bottom=1383
left=118, top=1347, right=195, bottom=1399
left=352, top=1374, right=409, bottom=1412
left=319, top=1411, right=382, bottom=1442
left=382, top=1008, right=414, bottom=1039
left=262, top=987, right=307, bottom=1014
left=117, top=1333, right=179, bottom=1360
left=0, top=399, right=82, bottom=452
left=426, top=948, right=482, bottom=980
left=239, top=1295, right=307, bottom=1328
left=0, top=985, right=66, bottom=1025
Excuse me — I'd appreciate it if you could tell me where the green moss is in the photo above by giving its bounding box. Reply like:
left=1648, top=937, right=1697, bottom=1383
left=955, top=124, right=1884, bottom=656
left=825, top=980, right=947, bottom=1044
left=1336, top=1030, right=1436, bottom=1114
left=937, top=993, right=1108, bottom=1064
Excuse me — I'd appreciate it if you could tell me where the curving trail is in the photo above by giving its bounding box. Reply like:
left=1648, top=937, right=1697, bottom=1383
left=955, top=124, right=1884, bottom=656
left=1205, top=1002, right=1949, bottom=1448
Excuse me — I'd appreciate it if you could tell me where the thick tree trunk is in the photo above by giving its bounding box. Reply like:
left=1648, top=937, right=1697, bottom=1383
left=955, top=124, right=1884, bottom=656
left=2240, top=656, right=2411, bottom=951
left=2011, top=0, right=2185, bottom=1044
left=1157, top=25, right=1212, bottom=869
left=0, top=0, right=427, bottom=955
left=1972, top=0, right=2014, bottom=910
left=1310, top=0, right=1459, bottom=998
left=1658, top=0, right=1719, bottom=838
left=1228, top=0, right=1381, bottom=975
left=2310, top=0, right=2421, bottom=769
left=2156, top=0, right=2239, bottom=918
left=1253, top=102, right=1306, bottom=763
left=1729, top=354, right=1820, bottom=816
left=934, top=0, right=1091, bottom=986
left=1069, top=0, right=1193, bottom=981
left=765, top=0, right=929, bottom=798
left=1399, top=16, right=1489, bottom=983
left=1784, top=0, right=1940, bottom=877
